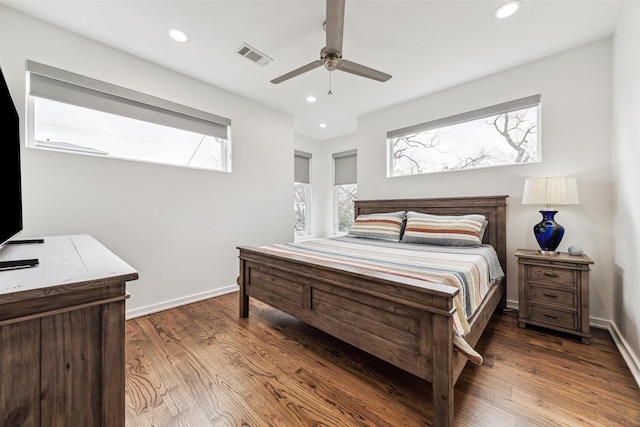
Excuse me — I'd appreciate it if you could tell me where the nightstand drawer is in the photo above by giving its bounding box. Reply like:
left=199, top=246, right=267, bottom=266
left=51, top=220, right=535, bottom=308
left=528, top=265, right=575, bottom=286
left=528, top=304, right=577, bottom=330
left=529, top=284, right=576, bottom=308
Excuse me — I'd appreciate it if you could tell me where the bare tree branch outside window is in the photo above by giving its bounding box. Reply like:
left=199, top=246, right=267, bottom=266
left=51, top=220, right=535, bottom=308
left=388, top=104, right=539, bottom=176
left=335, top=184, right=357, bottom=233
left=294, top=183, right=310, bottom=235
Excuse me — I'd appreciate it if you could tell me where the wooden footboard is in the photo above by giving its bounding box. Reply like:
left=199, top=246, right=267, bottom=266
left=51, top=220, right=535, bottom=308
left=237, top=195, right=507, bottom=426
left=238, top=246, right=460, bottom=424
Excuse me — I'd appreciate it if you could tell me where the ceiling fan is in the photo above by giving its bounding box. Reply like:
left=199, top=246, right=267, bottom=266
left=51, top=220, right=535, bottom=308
left=270, top=0, right=392, bottom=84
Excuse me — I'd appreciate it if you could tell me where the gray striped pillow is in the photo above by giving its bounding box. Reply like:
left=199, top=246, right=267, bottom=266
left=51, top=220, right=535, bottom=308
left=347, top=211, right=406, bottom=242
left=401, top=211, right=486, bottom=247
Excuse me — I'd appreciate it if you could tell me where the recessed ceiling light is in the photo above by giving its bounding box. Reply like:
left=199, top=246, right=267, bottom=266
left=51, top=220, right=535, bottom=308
left=319, top=123, right=327, bottom=128
left=306, top=96, right=317, bottom=103
left=168, top=28, right=190, bottom=43
left=493, top=1, right=521, bottom=19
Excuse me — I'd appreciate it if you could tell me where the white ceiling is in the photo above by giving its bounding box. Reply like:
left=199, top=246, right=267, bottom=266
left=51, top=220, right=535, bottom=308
left=0, top=0, right=625, bottom=140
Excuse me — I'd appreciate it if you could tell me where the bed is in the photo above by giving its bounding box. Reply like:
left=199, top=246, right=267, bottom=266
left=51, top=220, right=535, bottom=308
left=237, top=195, right=507, bottom=426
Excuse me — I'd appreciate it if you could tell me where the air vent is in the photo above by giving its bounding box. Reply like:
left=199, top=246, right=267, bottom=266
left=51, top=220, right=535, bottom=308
left=237, top=43, right=273, bottom=66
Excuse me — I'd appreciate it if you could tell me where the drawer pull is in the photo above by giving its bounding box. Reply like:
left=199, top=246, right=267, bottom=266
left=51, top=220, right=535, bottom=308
left=543, top=272, right=558, bottom=277
left=543, top=313, right=559, bottom=319
left=543, top=292, right=558, bottom=298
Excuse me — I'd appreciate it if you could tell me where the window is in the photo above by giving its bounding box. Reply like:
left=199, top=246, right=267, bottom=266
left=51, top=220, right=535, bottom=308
left=387, top=95, right=540, bottom=177
left=294, top=150, right=312, bottom=236
left=26, top=60, right=232, bottom=172
left=333, top=150, right=357, bottom=234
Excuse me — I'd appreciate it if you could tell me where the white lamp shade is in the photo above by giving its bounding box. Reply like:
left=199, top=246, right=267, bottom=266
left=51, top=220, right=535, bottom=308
left=522, top=177, right=580, bottom=206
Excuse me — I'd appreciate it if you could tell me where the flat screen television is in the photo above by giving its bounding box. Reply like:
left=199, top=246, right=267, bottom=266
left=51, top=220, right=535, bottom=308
left=0, top=66, right=22, bottom=248
left=0, top=66, right=39, bottom=270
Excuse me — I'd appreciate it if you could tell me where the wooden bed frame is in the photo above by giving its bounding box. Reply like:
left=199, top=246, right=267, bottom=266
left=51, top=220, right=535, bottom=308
left=237, top=195, right=508, bottom=426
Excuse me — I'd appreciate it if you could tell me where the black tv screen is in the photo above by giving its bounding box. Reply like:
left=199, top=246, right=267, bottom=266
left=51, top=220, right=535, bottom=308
left=0, top=66, right=23, bottom=248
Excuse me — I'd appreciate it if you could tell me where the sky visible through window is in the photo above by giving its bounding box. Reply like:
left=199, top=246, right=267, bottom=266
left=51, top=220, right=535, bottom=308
left=33, top=98, right=227, bottom=171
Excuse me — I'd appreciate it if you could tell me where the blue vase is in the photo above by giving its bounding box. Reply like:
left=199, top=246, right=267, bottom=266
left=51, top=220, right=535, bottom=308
left=533, top=209, right=564, bottom=253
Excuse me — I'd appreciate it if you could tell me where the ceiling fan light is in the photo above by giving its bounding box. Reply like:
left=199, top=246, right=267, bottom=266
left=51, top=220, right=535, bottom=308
left=324, top=56, right=340, bottom=72
left=493, top=1, right=521, bottom=19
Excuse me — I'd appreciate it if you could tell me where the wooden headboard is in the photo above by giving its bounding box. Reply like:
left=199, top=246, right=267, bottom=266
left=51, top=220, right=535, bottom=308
left=354, top=195, right=508, bottom=276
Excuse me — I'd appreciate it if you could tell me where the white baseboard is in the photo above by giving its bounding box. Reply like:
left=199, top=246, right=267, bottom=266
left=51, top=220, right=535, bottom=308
left=125, top=284, right=239, bottom=320
left=506, top=298, right=519, bottom=309
left=606, top=320, right=640, bottom=388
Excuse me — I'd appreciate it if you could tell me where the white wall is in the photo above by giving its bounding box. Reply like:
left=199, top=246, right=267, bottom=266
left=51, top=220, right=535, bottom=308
left=0, top=7, right=294, bottom=317
left=0, top=8, right=3, bottom=62
left=612, top=2, right=640, bottom=378
left=358, top=40, right=613, bottom=320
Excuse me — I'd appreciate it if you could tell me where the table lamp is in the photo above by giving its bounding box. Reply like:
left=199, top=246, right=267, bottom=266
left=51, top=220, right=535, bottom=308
left=522, top=177, right=579, bottom=254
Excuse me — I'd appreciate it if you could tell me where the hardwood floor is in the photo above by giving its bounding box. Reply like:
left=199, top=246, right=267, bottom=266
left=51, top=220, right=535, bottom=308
left=124, top=293, right=640, bottom=426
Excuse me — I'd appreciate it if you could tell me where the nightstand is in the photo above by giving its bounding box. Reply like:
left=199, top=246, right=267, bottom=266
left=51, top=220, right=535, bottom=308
left=515, top=249, right=593, bottom=344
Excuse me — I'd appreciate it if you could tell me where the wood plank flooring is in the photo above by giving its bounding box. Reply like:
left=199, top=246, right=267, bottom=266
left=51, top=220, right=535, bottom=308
left=124, top=293, right=640, bottom=426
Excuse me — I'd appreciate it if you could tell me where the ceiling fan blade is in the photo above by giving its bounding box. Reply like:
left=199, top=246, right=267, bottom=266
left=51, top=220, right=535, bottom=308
left=271, top=60, right=323, bottom=84
left=325, top=0, right=345, bottom=55
left=338, top=59, right=392, bottom=82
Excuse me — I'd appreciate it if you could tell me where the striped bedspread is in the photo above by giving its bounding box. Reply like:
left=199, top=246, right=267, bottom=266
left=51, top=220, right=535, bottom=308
left=261, top=236, right=504, bottom=336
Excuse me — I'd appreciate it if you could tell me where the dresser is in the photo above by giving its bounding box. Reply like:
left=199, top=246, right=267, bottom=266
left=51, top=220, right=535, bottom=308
left=515, top=249, right=593, bottom=344
left=0, top=235, right=138, bottom=426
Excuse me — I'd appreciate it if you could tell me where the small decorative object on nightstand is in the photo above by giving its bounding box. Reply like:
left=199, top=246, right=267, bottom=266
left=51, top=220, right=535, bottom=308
left=515, top=249, right=593, bottom=344
left=568, top=245, right=583, bottom=256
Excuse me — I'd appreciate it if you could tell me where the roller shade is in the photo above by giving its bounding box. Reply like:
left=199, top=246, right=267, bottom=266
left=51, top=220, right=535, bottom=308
left=27, top=60, right=230, bottom=140
left=387, top=94, right=541, bottom=139
left=294, top=150, right=312, bottom=184
left=333, top=149, right=356, bottom=185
